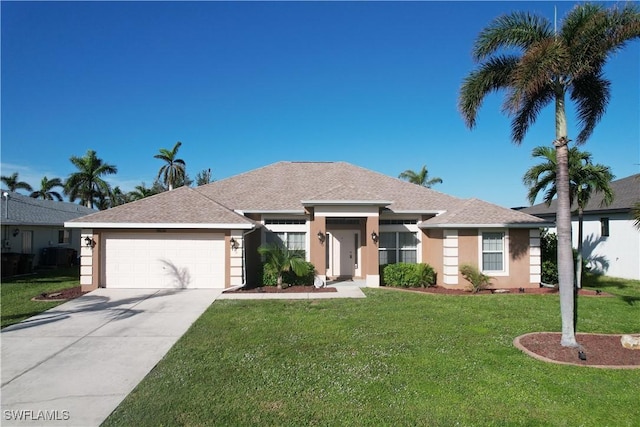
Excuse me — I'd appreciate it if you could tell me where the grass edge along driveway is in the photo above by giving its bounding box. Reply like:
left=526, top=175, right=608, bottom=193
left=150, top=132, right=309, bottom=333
left=1, top=267, right=80, bottom=329
left=104, top=276, right=640, bottom=426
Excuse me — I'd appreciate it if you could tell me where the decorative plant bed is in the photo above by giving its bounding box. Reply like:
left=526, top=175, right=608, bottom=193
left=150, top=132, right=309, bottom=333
left=32, top=286, right=88, bottom=301
left=226, top=285, right=337, bottom=293
left=515, top=332, right=640, bottom=368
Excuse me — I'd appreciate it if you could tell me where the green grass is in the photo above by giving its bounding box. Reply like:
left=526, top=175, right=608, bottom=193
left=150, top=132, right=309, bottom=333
left=1, top=267, right=80, bottom=328
left=104, top=276, right=640, bottom=426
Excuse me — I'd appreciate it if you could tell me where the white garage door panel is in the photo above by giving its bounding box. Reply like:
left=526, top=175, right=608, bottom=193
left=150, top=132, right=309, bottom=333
left=103, top=233, right=225, bottom=289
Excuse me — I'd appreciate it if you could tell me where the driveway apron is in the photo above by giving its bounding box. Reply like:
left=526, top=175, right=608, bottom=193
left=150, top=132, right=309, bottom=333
left=1, top=288, right=221, bottom=427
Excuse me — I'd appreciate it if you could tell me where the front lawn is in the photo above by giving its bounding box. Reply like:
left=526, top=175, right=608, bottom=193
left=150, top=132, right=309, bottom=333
left=1, top=267, right=80, bottom=328
left=104, top=277, right=640, bottom=426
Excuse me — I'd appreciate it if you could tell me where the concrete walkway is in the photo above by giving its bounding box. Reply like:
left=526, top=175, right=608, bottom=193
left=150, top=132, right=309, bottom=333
left=1, top=284, right=366, bottom=426
left=1, top=288, right=221, bottom=427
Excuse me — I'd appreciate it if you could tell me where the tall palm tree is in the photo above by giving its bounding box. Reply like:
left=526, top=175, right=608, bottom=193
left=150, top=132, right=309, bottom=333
left=30, top=176, right=64, bottom=201
left=155, top=141, right=186, bottom=191
left=523, top=145, right=614, bottom=288
left=398, top=165, right=442, bottom=188
left=1, top=172, right=33, bottom=193
left=65, top=150, right=117, bottom=209
left=459, top=3, right=639, bottom=347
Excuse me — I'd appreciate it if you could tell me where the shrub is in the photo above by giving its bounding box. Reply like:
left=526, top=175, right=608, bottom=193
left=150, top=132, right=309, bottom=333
left=459, top=264, right=492, bottom=293
left=383, top=263, right=436, bottom=288
left=540, top=230, right=558, bottom=284
left=261, top=261, right=316, bottom=287
left=541, top=260, right=559, bottom=285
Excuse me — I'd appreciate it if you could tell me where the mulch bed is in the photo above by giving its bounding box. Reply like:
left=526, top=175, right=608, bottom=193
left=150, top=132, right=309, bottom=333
left=226, top=285, right=337, bottom=293
left=515, top=333, right=640, bottom=368
left=32, top=286, right=89, bottom=301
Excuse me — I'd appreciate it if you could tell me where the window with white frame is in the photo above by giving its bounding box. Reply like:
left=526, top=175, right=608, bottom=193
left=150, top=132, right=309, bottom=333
left=481, top=231, right=505, bottom=272
left=266, top=231, right=306, bottom=251
left=379, top=232, right=418, bottom=265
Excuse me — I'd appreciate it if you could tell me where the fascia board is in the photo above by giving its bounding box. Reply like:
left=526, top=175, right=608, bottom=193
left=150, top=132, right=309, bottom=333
left=419, top=222, right=553, bottom=229
left=301, top=200, right=392, bottom=206
left=64, top=222, right=256, bottom=230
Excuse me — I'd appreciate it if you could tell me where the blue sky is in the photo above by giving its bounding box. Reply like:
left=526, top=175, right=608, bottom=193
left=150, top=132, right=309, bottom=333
left=2, top=1, right=638, bottom=208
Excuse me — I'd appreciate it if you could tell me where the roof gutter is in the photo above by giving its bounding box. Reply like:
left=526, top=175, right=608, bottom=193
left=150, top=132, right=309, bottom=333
left=64, top=222, right=256, bottom=230
left=419, top=222, right=554, bottom=229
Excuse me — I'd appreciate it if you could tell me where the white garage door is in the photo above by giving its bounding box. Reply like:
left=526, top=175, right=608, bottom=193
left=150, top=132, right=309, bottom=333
left=103, top=232, right=225, bottom=289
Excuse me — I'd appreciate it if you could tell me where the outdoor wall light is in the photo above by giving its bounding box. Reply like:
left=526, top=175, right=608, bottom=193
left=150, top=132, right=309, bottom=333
left=317, top=231, right=325, bottom=243
left=230, top=237, right=239, bottom=250
left=12, top=228, right=19, bottom=237
left=84, top=236, right=95, bottom=248
left=371, top=231, right=378, bottom=243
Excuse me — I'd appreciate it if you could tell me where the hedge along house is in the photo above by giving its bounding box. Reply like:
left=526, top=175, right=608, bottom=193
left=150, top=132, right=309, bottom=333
left=65, top=161, right=550, bottom=291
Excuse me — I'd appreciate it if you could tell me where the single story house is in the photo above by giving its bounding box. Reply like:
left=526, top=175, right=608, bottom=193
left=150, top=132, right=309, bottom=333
left=66, top=161, right=550, bottom=291
left=521, top=173, right=640, bottom=281
left=1, top=190, right=95, bottom=276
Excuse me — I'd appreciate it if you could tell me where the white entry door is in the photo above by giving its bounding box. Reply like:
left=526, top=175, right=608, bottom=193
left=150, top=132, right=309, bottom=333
left=330, top=230, right=360, bottom=278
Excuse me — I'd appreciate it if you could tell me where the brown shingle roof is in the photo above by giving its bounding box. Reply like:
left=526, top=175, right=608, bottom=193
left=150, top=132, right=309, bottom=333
left=421, top=198, right=549, bottom=228
left=67, top=161, right=547, bottom=228
left=197, top=161, right=462, bottom=212
left=521, top=173, right=640, bottom=217
left=66, top=186, right=254, bottom=228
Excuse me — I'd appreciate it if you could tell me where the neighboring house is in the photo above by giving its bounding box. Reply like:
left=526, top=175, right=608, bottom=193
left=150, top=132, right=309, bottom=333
left=66, top=161, right=550, bottom=291
left=521, top=173, right=640, bottom=281
left=1, top=190, right=95, bottom=276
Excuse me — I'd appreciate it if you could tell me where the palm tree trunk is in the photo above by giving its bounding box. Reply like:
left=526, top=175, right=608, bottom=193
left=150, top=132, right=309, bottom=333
left=277, top=274, right=283, bottom=290
left=554, top=93, right=578, bottom=347
left=576, top=207, right=584, bottom=289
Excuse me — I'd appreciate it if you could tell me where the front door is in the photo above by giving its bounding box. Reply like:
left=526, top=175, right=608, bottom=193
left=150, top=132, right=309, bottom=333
left=331, top=230, right=359, bottom=278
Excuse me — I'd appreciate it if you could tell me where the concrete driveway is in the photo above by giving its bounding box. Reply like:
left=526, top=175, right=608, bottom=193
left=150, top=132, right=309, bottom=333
left=1, top=288, right=221, bottom=427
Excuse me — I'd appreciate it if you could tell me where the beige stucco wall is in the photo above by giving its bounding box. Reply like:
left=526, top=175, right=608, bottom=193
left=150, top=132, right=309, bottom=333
left=421, top=227, right=537, bottom=289
left=422, top=229, right=444, bottom=285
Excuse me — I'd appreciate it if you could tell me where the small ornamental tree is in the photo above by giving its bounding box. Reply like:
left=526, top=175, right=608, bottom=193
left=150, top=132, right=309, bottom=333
left=257, top=243, right=308, bottom=289
left=459, top=264, right=492, bottom=294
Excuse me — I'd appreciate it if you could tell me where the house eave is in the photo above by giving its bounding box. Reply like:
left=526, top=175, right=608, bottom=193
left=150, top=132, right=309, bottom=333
left=64, top=222, right=256, bottom=230
left=386, top=210, right=445, bottom=215
left=301, top=199, right=392, bottom=207
left=239, top=210, right=307, bottom=215
left=419, top=222, right=552, bottom=229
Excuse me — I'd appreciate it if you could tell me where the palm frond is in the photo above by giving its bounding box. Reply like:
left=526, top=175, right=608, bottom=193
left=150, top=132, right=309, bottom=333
left=459, top=55, right=519, bottom=129
left=570, top=72, right=611, bottom=144
left=473, top=11, right=552, bottom=61
left=508, top=87, right=555, bottom=144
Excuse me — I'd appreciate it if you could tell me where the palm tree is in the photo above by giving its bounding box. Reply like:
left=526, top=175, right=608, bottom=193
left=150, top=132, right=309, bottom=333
left=65, top=150, right=117, bottom=209
left=398, top=165, right=442, bottom=188
left=1, top=172, right=33, bottom=193
left=108, top=186, right=130, bottom=207
left=257, top=243, right=307, bottom=289
left=128, top=182, right=159, bottom=201
left=155, top=141, right=186, bottom=191
left=30, top=176, right=64, bottom=201
left=523, top=145, right=614, bottom=288
left=459, top=3, right=639, bottom=347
